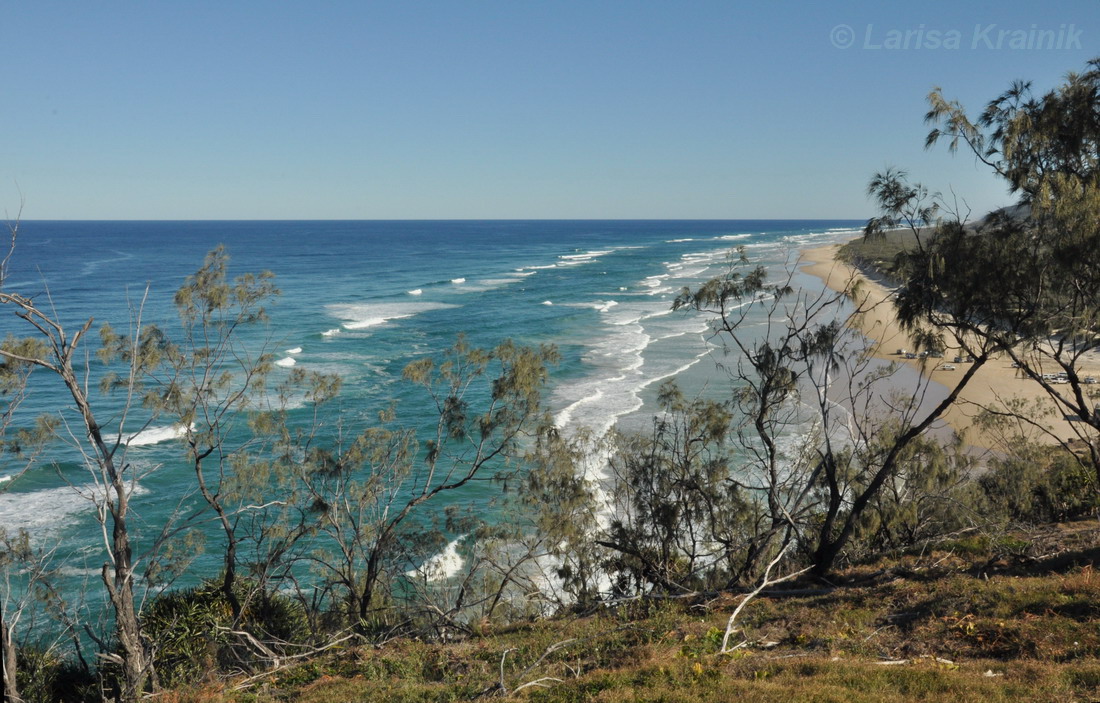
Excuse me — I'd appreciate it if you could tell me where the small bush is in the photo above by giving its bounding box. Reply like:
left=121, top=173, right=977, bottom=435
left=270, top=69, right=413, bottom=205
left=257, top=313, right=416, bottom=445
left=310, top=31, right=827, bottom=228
left=143, top=580, right=308, bottom=687
left=979, top=447, right=1099, bottom=525
left=15, top=646, right=97, bottom=703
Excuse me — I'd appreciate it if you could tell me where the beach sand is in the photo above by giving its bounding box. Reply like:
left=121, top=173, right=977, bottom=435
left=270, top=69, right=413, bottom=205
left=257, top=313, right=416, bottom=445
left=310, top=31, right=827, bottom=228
left=800, top=242, right=1099, bottom=451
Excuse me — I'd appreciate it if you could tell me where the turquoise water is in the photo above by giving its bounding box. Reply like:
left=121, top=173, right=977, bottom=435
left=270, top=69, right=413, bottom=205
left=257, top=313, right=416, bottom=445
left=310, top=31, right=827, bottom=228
left=0, top=220, right=861, bottom=590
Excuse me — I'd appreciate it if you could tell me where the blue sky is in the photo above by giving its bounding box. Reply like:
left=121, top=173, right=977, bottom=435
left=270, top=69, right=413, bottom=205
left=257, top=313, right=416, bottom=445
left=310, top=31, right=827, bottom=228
left=2, top=1, right=1096, bottom=220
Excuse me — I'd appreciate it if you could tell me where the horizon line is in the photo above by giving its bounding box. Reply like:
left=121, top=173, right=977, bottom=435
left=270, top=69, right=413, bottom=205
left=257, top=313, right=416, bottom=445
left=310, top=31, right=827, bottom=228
left=14, top=216, right=869, bottom=223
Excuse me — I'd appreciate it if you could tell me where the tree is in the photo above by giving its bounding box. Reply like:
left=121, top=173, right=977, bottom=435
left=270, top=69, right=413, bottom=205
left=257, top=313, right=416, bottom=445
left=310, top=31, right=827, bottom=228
left=298, top=336, right=558, bottom=635
left=674, top=248, right=988, bottom=578
left=871, top=57, right=1100, bottom=483
left=520, top=428, right=610, bottom=611
left=0, top=265, right=156, bottom=700
left=597, top=383, right=755, bottom=595
left=0, top=341, right=55, bottom=703
left=0, top=233, right=346, bottom=697
left=99, top=246, right=341, bottom=631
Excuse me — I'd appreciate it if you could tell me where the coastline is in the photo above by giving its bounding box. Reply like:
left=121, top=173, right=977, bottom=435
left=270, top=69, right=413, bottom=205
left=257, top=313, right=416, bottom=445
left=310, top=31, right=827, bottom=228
left=799, top=240, right=1097, bottom=451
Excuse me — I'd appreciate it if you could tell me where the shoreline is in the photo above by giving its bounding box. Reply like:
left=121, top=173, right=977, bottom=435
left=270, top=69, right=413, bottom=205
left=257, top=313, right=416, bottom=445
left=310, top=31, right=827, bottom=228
left=799, top=240, right=1097, bottom=451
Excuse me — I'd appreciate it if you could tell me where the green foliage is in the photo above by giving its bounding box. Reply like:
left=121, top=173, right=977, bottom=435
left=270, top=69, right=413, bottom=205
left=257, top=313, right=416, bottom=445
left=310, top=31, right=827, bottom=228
left=837, top=228, right=922, bottom=280
left=173, top=245, right=277, bottom=324
left=672, top=247, right=791, bottom=314
left=14, top=646, right=96, bottom=703
left=601, top=382, right=760, bottom=595
left=848, top=425, right=974, bottom=556
left=522, top=428, right=609, bottom=610
left=868, top=58, right=1100, bottom=482
left=0, top=335, right=47, bottom=389
left=979, top=443, right=1099, bottom=524
left=297, top=336, right=558, bottom=632
left=142, top=581, right=308, bottom=688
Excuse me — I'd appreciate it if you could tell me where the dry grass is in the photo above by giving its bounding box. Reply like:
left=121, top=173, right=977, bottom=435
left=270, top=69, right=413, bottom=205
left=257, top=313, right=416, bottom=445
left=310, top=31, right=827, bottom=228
left=188, top=519, right=1100, bottom=703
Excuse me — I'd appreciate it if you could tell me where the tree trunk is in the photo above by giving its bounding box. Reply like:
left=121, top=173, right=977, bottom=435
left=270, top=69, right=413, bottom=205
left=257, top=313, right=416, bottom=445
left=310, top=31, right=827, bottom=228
left=193, top=453, right=243, bottom=621
left=102, top=488, right=152, bottom=703
left=357, top=546, right=384, bottom=629
left=1, top=608, right=21, bottom=703
left=59, top=360, right=153, bottom=702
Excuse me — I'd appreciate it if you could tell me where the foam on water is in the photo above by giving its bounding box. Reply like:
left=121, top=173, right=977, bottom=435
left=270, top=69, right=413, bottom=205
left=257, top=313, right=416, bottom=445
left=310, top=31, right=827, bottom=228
left=559, top=249, right=613, bottom=261
left=566, top=300, right=619, bottom=313
left=286, top=346, right=303, bottom=354
left=451, top=277, right=466, bottom=284
left=438, top=273, right=531, bottom=294
left=551, top=247, right=632, bottom=269
left=553, top=388, right=604, bottom=430
left=275, top=357, right=296, bottom=367
left=0, top=483, right=150, bottom=537
left=57, top=565, right=102, bottom=578
left=549, top=239, right=745, bottom=444
left=118, top=423, right=190, bottom=447
left=321, top=328, right=341, bottom=337
left=407, top=535, right=466, bottom=582
left=407, top=288, right=423, bottom=296
left=327, top=301, right=458, bottom=330
left=637, top=348, right=711, bottom=393
left=81, top=251, right=136, bottom=276
left=553, top=316, right=652, bottom=438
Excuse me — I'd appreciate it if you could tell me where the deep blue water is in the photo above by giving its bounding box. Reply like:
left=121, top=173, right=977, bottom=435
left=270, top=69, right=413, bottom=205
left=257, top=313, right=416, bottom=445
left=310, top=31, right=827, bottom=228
left=0, top=220, right=862, bottom=589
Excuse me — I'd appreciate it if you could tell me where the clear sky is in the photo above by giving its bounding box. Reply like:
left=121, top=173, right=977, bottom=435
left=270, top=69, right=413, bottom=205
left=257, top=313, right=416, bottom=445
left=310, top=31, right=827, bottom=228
left=2, top=0, right=1097, bottom=220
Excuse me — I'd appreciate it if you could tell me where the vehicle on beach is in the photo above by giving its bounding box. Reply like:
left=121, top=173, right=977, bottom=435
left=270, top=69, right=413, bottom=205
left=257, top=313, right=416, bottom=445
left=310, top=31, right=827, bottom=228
left=941, top=364, right=956, bottom=371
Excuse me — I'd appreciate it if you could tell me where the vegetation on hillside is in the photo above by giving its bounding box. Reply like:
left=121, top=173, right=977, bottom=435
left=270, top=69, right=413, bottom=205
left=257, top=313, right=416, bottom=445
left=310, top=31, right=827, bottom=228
left=82, top=521, right=1100, bottom=703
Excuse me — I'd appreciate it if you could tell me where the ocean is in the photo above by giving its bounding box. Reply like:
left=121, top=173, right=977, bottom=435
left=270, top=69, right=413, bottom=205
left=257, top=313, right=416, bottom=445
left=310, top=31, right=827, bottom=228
left=0, top=220, right=862, bottom=591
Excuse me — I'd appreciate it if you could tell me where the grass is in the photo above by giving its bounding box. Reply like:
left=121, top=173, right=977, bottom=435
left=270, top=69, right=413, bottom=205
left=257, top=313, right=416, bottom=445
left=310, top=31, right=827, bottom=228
left=164, top=519, right=1100, bottom=702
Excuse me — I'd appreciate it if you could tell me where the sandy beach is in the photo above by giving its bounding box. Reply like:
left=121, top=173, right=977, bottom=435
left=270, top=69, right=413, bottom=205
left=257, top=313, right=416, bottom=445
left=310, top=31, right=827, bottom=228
left=800, top=241, right=1099, bottom=451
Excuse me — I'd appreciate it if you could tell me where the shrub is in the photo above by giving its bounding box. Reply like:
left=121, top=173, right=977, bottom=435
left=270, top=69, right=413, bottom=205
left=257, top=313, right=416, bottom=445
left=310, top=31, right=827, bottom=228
left=15, top=646, right=96, bottom=703
left=979, top=445, right=1099, bottom=524
left=143, top=580, right=308, bottom=687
